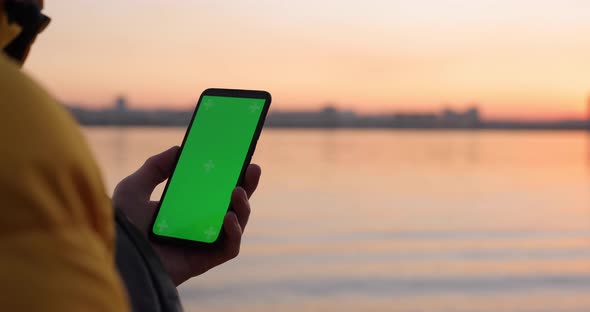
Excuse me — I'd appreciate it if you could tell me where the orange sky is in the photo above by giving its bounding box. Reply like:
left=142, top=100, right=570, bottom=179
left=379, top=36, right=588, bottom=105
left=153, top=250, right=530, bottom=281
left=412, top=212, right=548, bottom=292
left=24, top=1, right=590, bottom=120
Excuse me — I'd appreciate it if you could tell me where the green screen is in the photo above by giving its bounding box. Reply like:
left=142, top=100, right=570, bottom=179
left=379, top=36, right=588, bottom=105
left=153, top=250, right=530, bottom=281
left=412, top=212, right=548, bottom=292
left=153, top=95, right=265, bottom=243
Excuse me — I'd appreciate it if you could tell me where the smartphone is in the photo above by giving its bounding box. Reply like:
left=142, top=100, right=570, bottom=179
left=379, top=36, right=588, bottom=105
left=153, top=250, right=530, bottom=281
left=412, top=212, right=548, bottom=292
left=149, top=88, right=271, bottom=246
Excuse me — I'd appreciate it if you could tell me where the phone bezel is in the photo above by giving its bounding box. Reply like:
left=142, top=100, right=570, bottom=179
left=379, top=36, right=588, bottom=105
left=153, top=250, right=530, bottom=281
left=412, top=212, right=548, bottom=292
left=148, top=88, right=272, bottom=248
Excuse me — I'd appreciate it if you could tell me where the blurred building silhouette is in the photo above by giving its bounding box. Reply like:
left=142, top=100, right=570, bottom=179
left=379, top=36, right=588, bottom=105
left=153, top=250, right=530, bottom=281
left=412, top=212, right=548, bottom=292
left=440, top=106, right=481, bottom=128
left=115, top=96, right=128, bottom=113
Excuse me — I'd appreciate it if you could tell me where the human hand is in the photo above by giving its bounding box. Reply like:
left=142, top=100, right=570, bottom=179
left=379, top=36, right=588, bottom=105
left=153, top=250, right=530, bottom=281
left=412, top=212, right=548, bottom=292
left=113, top=146, right=261, bottom=286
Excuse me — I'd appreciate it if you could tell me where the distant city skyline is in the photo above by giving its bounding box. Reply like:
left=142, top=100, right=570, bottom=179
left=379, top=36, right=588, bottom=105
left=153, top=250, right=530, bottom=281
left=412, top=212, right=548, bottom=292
left=67, top=96, right=588, bottom=130
left=26, top=1, right=590, bottom=120
left=67, top=94, right=590, bottom=122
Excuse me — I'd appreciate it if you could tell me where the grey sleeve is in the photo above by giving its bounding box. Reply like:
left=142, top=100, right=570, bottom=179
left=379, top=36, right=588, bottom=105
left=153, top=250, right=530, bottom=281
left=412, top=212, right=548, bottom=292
left=114, top=208, right=183, bottom=312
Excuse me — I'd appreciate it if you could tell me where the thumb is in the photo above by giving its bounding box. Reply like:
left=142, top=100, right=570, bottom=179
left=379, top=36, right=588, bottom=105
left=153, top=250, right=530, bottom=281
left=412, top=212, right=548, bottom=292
left=116, top=146, right=180, bottom=201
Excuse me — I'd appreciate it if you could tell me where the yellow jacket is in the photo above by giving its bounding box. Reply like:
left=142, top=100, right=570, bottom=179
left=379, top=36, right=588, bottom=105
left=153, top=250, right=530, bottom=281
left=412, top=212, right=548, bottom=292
left=0, top=54, right=128, bottom=310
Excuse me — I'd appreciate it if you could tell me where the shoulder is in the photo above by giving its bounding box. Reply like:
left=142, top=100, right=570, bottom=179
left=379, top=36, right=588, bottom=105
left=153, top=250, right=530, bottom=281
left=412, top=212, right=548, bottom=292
left=0, top=54, right=84, bottom=158
left=0, top=54, right=112, bottom=246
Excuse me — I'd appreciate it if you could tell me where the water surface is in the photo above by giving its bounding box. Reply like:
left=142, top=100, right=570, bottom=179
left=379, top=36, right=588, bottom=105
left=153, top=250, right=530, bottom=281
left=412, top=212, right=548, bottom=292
left=84, top=128, right=590, bottom=312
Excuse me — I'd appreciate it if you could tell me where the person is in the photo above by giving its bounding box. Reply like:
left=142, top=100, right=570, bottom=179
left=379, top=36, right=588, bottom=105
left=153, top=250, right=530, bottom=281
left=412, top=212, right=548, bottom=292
left=0, top=1, right=261, bottom=311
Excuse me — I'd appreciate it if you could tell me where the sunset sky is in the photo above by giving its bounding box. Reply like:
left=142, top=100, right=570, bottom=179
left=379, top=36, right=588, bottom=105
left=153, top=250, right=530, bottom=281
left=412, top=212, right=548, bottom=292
left=25, top=0, right=590, bottom=120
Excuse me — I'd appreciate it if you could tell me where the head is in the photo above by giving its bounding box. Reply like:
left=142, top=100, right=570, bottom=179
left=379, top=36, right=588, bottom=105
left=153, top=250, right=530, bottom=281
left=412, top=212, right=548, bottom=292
left=0, top=0, right=49, bottom=66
